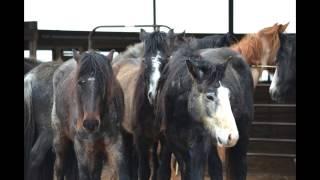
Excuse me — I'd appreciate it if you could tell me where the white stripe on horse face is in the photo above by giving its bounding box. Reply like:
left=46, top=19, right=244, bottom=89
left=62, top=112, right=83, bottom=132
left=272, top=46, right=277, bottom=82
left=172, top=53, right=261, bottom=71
left=148, top=51, right=162, bottom=105
left=86, top=76, right=97, bottom=110
left=204, top=82, right=238, bottom=147
left=269, top=68, right=278, bottom=94
left=88, top=77, right=95, bottom=81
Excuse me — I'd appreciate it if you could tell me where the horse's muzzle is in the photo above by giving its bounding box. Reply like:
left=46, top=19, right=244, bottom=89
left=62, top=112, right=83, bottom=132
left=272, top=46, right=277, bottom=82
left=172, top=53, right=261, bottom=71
left=83, top=119, right=100, bottom=132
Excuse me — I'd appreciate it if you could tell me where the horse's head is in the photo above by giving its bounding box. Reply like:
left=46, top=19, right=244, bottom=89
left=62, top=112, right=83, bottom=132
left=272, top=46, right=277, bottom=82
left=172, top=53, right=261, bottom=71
left=186, top=55, right=238, bottom=147
left=215, top=32, right=238, bottom=47
left=269, top=33, right=296, bottom=102
left=139, top=28, right=178, bottom=105
left=73, top=50, right=115, bottom=132
left=257, top=23, right=289, bottom=66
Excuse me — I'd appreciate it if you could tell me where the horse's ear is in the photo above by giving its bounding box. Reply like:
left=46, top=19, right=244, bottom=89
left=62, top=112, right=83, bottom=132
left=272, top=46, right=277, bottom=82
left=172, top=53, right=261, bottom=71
left=174, top=30, right=187, bottom=45
left=168, top=29, right=175, bottom=39
left=226, top=32, right=238, bottom=43
left=140, top=29, right=148, bottom=41
left=176, top=30, right=186, bottom=40
left=278, top=22, right=289, bottom=33
left=106, top=49, right=116, bottom=62
left=72, top=49, right=81, bottom=63
left=186, top=59, right=203, bottom=82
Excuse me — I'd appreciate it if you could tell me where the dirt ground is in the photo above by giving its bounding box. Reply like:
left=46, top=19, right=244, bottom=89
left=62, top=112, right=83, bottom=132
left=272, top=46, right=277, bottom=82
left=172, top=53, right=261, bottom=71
left=101, top=158, right=295, bottom=180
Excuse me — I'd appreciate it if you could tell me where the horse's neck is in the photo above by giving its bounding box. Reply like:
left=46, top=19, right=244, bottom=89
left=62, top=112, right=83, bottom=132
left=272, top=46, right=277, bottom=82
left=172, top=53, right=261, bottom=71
left=231, top=38, right=269, bottom=88
left=251, top=68, right=263, bottom=88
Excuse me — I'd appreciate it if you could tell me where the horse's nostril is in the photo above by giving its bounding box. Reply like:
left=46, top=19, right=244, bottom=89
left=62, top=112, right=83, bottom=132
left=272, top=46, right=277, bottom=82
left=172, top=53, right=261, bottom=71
left=207, top=95, right=214, bottom=101
left=148, top=92, right=152, bottom=98
left=83, top=120, right=99, bottom=132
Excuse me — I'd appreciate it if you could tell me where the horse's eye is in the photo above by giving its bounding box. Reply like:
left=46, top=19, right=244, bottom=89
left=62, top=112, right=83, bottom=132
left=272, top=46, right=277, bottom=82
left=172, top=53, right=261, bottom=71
left=206, top=93, right=215, bottom=101
left=78, top=80, right=86, bottom=85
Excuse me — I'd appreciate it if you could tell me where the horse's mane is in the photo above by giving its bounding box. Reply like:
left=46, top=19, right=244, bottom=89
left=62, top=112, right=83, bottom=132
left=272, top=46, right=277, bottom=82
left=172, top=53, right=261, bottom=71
left=173, top=33, right=238, bottom=55
left=231, top=25, right=282, bottom=66
left=277, top=33, right=296, bottom=82
left=112, top=42, right=144, bottom=66
left=259, top=27, right=281, bottom=62
left=192, top=33, right=238, bottom=49
left=278, top=33, right=296, bottom=63
left=231, top=34, right=263, bottom=65
left=144, top=31, right=170, bottom=55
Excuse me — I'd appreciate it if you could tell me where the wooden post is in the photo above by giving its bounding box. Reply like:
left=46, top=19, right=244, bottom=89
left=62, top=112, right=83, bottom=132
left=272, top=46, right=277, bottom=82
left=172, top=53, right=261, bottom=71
left=24, top=22, right=38, bottom=59
left=79, top=46, right=86, bottom=53
left=29, top=40, right=37, bottom=59
left=52, top=48, right=63, bottom=61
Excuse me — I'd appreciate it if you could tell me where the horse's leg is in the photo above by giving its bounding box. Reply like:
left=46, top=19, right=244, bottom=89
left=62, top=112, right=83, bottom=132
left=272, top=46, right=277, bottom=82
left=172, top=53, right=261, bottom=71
left=121, top=128, right=137, bottom=180
left=178, top=137, right=208, bottom=180
left=208, top=144, right=223, bottom=180
left=174, top=153, right=184, bottom=177
left=27, top=130, right=54, bottom=180
left=226, top=118, right=249, bottom=180
left=181, top=152, right=206, bottom=180
left=131, top=145, right=139, bottom=180
left=156, top=135, right=172, bottom=180
left=151, top=141, right=159, bottom=180
left=74, top=138, right=104, bottom=180
left=135, top=135, right=152, bottom=180
left=53, top=133, right=70, bottom=180
left=105, top=135, right=130, bottom=180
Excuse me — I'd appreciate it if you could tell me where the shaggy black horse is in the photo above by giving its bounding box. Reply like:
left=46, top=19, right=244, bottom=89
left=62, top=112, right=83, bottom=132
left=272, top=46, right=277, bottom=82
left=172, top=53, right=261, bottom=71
left=155, top=47, right=254, bottom=180
left=51, top=50, right=129, bottom=180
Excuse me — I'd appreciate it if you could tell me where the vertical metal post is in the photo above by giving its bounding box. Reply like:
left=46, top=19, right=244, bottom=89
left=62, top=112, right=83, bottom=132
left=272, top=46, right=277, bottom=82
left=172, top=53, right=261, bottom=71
left=153, top=0, right=156, bottom=31
left=229, top=0, right=234, bottom=33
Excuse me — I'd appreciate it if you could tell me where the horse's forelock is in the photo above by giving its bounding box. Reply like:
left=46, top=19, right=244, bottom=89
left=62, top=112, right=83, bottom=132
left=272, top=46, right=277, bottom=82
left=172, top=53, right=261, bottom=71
left=77, top=52, right=114, bottom=96
left=144, top=31, right=169, bottom=54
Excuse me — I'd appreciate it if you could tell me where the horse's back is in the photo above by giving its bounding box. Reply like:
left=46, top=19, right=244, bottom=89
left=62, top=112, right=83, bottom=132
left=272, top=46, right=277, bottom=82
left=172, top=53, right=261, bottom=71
left=24, top=58, right=42, bottom=75
left=113, top=61, right=141, bottom=133
left=52, top=59, right=76, bottom=90
left=112, top=42, right=144, bottom=67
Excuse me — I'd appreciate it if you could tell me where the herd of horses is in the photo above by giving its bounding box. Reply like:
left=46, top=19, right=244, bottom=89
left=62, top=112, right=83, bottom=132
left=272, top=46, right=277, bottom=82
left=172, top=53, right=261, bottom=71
left=24, top=23, right=296, bottom=180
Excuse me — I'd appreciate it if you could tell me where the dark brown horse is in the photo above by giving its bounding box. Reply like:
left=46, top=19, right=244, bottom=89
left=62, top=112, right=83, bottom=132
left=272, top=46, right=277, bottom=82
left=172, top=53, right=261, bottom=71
left=51, top=50, right=129, bottom=180
left=112, top=29, right=180, bottom=180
